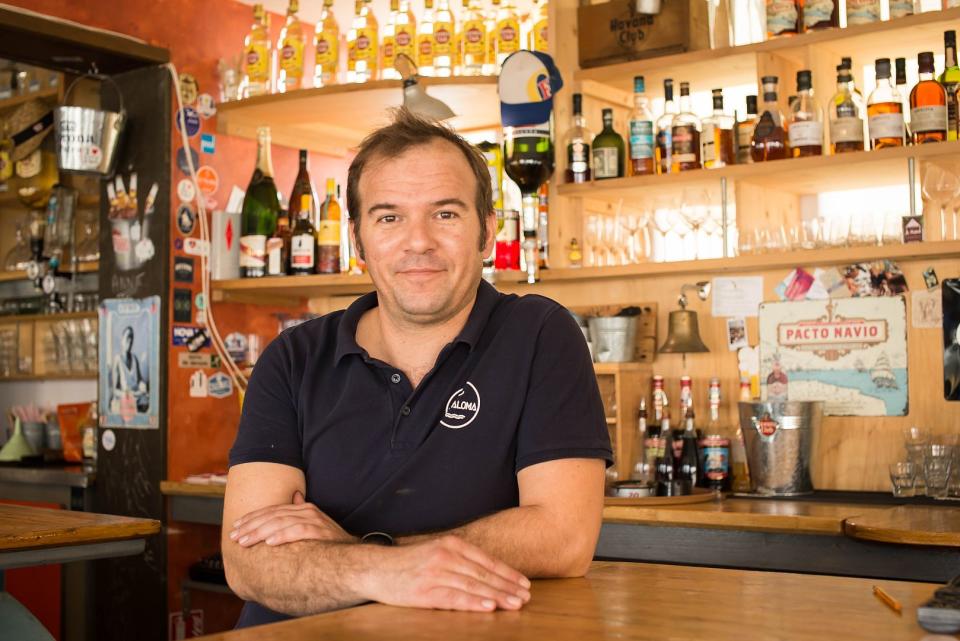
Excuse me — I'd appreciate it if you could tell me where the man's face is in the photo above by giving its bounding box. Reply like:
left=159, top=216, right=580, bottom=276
left=352, top=139, right=494, bottom=326
left=122, top=331, right=133, bottom=353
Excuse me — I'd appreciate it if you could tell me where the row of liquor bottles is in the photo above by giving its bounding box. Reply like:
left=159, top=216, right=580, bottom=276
left=565, top=34, right=960, bottom=181
left=241, top=0, right=548, bottom=97
left=765, top=0, right=954, bottom=39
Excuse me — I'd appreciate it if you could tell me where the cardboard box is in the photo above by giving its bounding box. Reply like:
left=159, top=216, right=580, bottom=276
left=577, top=0, right=712, bottom=69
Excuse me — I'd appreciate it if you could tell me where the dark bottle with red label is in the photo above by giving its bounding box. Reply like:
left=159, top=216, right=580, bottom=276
left=677, top=406, right=700, bottom=495
left=655, top=411, right=675, bottom=496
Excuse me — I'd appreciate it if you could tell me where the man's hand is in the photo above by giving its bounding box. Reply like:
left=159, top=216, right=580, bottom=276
left=229, top=491, right=356, bottom=547
left=366, top=535, right=532, bottom=612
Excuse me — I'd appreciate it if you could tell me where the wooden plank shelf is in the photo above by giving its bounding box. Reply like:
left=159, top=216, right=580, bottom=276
left=217, top=76, right=499, bottom=156
left=0, top=86, right=59, bottom=111
left=0, top=311, right=96, bottom=323
left=211, top=272, right=374, bottom=304
left=0, top=262, right=100, bottom=283
left=0, top=372, right=97, bottom=382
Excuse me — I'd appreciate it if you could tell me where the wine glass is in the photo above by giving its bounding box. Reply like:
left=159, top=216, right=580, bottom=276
left=503, top=126, right=554, bottom=283
left=3, top=222, right=32, bottom=271
left=680, top=187, right=710, bottom=260
left=921, top=162, right=960, bottom=242
left=652, top=196, right=676, bottom=262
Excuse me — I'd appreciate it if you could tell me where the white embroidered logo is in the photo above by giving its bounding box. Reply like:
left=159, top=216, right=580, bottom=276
left=441, top=381, right=480, bottom=429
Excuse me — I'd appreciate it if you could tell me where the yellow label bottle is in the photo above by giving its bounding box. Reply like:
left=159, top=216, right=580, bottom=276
left=314, top=0, right=340, bottom=87
left=348, top=0, right=379, bottom=82
left=461, top=0, right=486, bottom=76
left=495, top=0, right=520, bottom=67
left=243, top=3, right=272, bottom=97
left=529, top=0, right=548, bottom=53
left=278, top=0, right=305, bottom=93
left=417, top=0, right=436, bottom=75
left=381, top=0, right=400, bottom=79
left=433, top=0, right=456, bottom=77
left=484, top=0, right=499, bottom=75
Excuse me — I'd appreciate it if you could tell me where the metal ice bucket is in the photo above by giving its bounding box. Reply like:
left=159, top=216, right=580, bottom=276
left=55, top=75, right=126, bottom=176
left=738, top=401, right=823, bottom=496
left=588, top=317, right=638, bottom=362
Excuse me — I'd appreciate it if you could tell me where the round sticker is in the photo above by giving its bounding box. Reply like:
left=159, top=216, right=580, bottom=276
left=204, top=195, right=218, bottom=211
left=176, top=107, right=201, bottom=137
left=196, top=93, right=217, bottom=119
left=195, top=292, right=206, bottom=311
left=101, top=428, right=116, bottom=452
left=196, top=165, right=220, bottom=196
left=177, top=178, right=196, bottom=203
left=179, top=73, right=199, bottom=105
left=177, top=204, right=196, bottom=236
left=176, top=146, right=200, bottom=174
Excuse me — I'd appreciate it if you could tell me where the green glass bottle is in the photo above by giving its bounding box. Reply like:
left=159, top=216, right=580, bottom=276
left=592, top=108, right=624, bottom=180
left=240, top=126, right=282, bottom=278
left=938, top=30, right=960, bottom=141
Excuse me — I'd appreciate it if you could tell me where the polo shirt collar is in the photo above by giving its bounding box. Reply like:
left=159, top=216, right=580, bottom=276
left=334, top=280, right=500, bottom=365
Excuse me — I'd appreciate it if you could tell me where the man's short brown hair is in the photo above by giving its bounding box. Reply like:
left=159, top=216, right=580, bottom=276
left=346, top=109, right=494, bottom=257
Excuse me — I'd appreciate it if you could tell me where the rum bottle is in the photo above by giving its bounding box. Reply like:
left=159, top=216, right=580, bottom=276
left=347, top=0, right=378, bottom=83
left=417, top=0, right=437, bottom=76
left=765, top=0, right=800, bottom=38
left=314, top=0, right=340, bottom=88
left=655, top=411, right=675, bottom=496
left=788, top=70, right=823, bottom=157
left=735, top=95, right=758, bottom=165
left=829, top=64, right=865, bottom=154
left=290, top=194, right=317, bottom=275
left=483, top=0, right=499, bottom=75
left=938, top=30, right=960, bottom=141
left=678, top=406, right=700, bottom=494
left=318, top=178, right=342, bottom=274
left=277, top=0, right=305, bottom=93
left=630, top=399, right=650, bottom=481
left=655, top=79, right=677, bottom=174
left=242, top=3, right=272, bottom=98
left=528, top=0, right=549, bottom=53
left=702, top=88, right=734, bottom=168
left=494, top=0, right=521, bottom=69
left=910, top=51, right=948, bottom=144
left=564, top=93, right=592, bottom=183
left=592, top=108, right=624, bottom=180
left=751, top=76, right=788, bottom=162
left=381, top=0, right=401, bottom=80
left=867, top=58, right=906, bottom=149
left=240, top=127, right=281, bottom=278
left=670, top=81, right=701, bottom=172
left=460, top=0, right=486, bottom=76
left=628, top=76, right=656, bottom=176
left=433, top=0, right=456, bottom=77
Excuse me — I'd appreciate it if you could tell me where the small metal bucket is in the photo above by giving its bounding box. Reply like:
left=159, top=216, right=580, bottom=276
left=54, top=75, right=126, bottom=176
left=588, top=317, right=638, bottom=362
left=738, top=401, right=823, bottom=496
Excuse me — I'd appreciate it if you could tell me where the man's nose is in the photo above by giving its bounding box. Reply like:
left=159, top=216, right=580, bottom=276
left=404, top=215, right=437, bottom=253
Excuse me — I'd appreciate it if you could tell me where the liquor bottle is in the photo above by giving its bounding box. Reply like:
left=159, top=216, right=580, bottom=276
left=433, top=0, right=456, bottom=77
left=502, top=122, right=554, bottom=284
left=267, top=215, right=291, bottom=276
left=702, top=88, right=734, bottom=168
left=651, top=374, right=667, bottom=422
left=347, top=0, right=379, bottom=83
left=528, top=0, right=548, bottom=53
left=910, top=51, right=948, bottom=144
left=642, top=400, right=663, bottom=483
left=845, top=0, right=880, bottom=26
left=495, top=0, right=521, bottom=69
left=240, top=127, right=281, bottom=278
left=314, top=0, right=340, bottom=88
left=242, top=3, right=272, bottom=98
left=735, top=95, right=758, bottom=164
left=289, top=149, right=319, bottom=231
left=730, top=378, right=752, bottom=493
left=628, top=76, right=656, bottom=176
left=896, top=57, right=910, bottom=138
left=788, top=70, right=823, bottom=157
left=867, top=58, right=906, bottom=149
left=396, top=0, right=418, bottom=69
left=765, top=0, right=800, bottom=38
left=592, top=108, right=625, bottom=180
left=318, top=179, right=341, bottom=273
left=290, top=194, right=317, bottom=275
left=678, top=375, right=693, bottom=410
left=537, top=184, right=549, bottom=269
left=483, top=0, right=499, bottom=75
left=277, top=0, right=305, bottom=93
left=678, top=406, right=700, bottom=494
left=751, top=76, right=788, bottom=162
left=701, top=378, right=731, bottom=492
left=495, top=209, right=520, bottom=270
left=803, top=0, right=838, bottom=31
left=655, top=79, right=677, bottom=174
left=381, top=0, right=401, bottom=80
left=939, top=31, right=960, bottom=141
left=829, top=64, right=865, bottom=154
left=630, top=399, right=650, bottom=481
left=889, top=0, right=914, bottom=18
left=460, top=0, right=486, bottom=76
left=655, top=411, right=675, bottom=496
left=417, top=0, right=437, bottom=76
left=671, top=82, right=702, bottom=172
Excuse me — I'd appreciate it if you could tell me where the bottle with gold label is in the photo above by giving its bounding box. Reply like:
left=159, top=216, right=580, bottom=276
left=277, top=0, right=305, bottom=93
left=382, top=0, right=401, bottom=80
left=417, top=0, right=437, bottom=76
left=395, top=0, right=417, bottom=68
left=348, top=0, right=379, bottom=83
left=484, top=0, right=499, bottom=75
left=460, top=0, right=486, bottom=76
left=318, top=178, right=341, bottom=274
left=528, top=0, right=548, bottom=53
left=314, top=0, right=340, bottom=88
left=495, top=0, right=520, bottom=69
left=242, top=3, right=272, bottom=98
left=432, top=0, right=456, bottom=77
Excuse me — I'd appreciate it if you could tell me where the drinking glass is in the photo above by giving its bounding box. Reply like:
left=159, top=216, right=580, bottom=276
left=924, top=444, right=954, bottom=499
left=904, top=426, right=929, bottom=495
left=888, top=462, right=916, bottom=497
left=680, top=188, right=710, bottom=260
left=921, top=163, right=960, bottom=242
left=584, top=215, right=602, bottom=267
left=880, top=211, right=903, bottom=246
left=652, top=198, right=676, bottom=262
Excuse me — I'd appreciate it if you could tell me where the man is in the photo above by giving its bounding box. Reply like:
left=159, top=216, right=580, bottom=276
left=223, top=109, right=611, bottom=628
left=110, top=325, right=148, bottom=414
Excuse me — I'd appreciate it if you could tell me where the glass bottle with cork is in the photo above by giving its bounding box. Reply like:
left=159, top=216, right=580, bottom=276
left=735, top=95, right=759, bottom=165
left=592, top=108, right=624, bottom=180
left=678, top=405, right=700, bottom=495
left=290, top=194, right=317, bottom=275
left=630, top=398, right=650, bottom=482
left=564, top=93, right=592, bottom=183
left=895, top=57, right=910, bottom=137
left=240, top=127, right=281, bottom=278
left=910, top=51, right=948, bottom=144
left=277, top=0, right=305, bottom=93
left=751, top=76, right=788, bottom=162
left=788, top=70, right=823, bottom=157
left=655, top=79, right=677, bottom=174
left=829, top=63, right=865, bottom=154
left=868, top=58, right=906, bottom=149
left=628, top=76, right=656, bottom=176
left=701, top=88, right=734, bottom=169
left=289, top=149, right=318, bottom=231
left=938, top=30, right=960, bottom=142
left=671, top=82, right=702, bottom=172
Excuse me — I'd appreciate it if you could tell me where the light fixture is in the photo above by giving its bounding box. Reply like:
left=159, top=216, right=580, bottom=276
left=659, top=281, right=711, bottom=361
left=395, top=53, right=455, bottom=121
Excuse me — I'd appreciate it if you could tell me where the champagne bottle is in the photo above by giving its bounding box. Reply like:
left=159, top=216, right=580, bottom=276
left=240, top=127, right=281, bottom=278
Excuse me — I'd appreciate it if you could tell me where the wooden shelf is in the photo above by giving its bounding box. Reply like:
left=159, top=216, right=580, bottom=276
left=556, top=140, right=960, bottom=201
left=576, top=7, right=960, bottom=94
left=0, top=372, right=96, bottom=382
left=0, top=86, right=59, bottom=111
left=594, top=362, right=650, bottom=375
left=217, top=76, right=499, bottom=156
left=0, top=262, right=100, bottom=283
left=0, top=311, right=96, bottom=324
left=211, top=272, right=374, bottom=304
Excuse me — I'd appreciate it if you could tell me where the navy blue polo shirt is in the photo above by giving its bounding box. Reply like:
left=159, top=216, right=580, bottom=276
left=228, top=279, right=612, bottom=627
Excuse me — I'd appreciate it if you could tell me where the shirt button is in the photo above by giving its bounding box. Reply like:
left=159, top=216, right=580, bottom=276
left=400, top=405, right=411, bottom=416
left=391, top=373, right=401, bottom=384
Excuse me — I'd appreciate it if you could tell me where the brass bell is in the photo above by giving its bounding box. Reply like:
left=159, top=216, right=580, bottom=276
left=660, top=282, right=711, bottom=355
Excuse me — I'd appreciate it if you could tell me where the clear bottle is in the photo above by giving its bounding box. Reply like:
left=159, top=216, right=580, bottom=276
left=313, top=0, right=340, bottom=88
left=628, top=76, right=656, bottom=176
left=417, top=0, right=437, bottom=76
left=528, top=0, right=549, bottom=53
left=381, top=0, right=401, bottom=80
left=896, top=57, right=911, bottom=138
left=242, top=3, right=272, bottom=98
left=845, top=0, right=881, bottom=26
left=702, top=88, right=735, bottom=168
left=655, top=79, right=677, bottom=174
left=868, top=58, right=906, bottom=149
left=910, top=51, right=947, bottom=145
left=829, top=64, right=865, bottom=154
left=592, top=108, right=625, bottom=179
left=788, top=70, right=823, bottom=157
left=277, top=0, right=305, bottom=93
left=765, top=0, right=800, bottom=38
left=396, top=0, right=418, bottom=64
left=290, top=194, right=317, bottom=275
left=751, top=76, right=788, bottom=162
left=267, top=215, right=291, bottom=276
left=318, top=178, right=342, bottom=274
left=631, top=400, right=650, bottom=482
left=241, top=127, right=281, bottom=278
left=938, top=30, right=960, bottom=142
left=347, top=0, right=379, bottom=83
left=460, top=0, right=486, bottom=76
left=433, top=0, right=456, bottom=77
left=564, top=93, right=593, bottom=183
left=670, top=81, right=702, bottom=172
left=495, top=0, right=521, bottom=69
left=483, top=0, right=500, bottom=75
left=803, top=0, right=839, bottom=31
left=735, top=95, right=759, bottom=165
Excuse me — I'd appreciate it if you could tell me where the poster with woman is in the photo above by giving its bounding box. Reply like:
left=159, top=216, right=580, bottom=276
left=98, top=296, right=161, bottom=428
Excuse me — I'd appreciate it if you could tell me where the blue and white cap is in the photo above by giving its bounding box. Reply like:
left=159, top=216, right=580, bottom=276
left=498, top=50, right=564, bottom=127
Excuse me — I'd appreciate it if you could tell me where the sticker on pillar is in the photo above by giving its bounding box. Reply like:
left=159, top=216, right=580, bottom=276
left=99, top=296, right=161, bottom=429
left=176, top=146, right=200, bottom=174
left=179, top=73, right=199, bottom=105
left=174, top=238, right=184, bottom=251
left=225, top=332, right=248, bottom=363
left=179, top=352, right=221, bottom=369
left=174, top=256, right=195, bottom=283
left=189, top=370, right=209, bottom=398
left=174, top=289, right=193, bottom=323
left=197, top=94, right=217, bottom=119
left=173, top=325, right=210, bottom=349
left=208, top=372, right=233, bottom=399
left=177, top=204, right=196, bottom=236
left=200, top=132, right=216, bottom=154
left=912, top=288, right=942, bottom=329
left=101, top=428, right=116, bottom=452
left=196, top=165, right=219, bottom=196
left=177, top=178, right=196, bottom=203
left=176, top=106, right=201, bottom=137
left=184, top=238, right=209, bottom=257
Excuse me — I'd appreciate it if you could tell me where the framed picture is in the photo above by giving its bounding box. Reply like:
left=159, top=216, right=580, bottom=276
left=944, top=279, right=960, bottom=401
left=98, top=296, right=161, bottom=428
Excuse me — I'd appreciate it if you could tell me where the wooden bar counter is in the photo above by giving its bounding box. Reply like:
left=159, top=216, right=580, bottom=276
left=192, top=561, right=938, bottom=641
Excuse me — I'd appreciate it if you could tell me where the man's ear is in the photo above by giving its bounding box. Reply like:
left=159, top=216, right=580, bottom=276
left=348, top=219, right=364, bottom=261
left=481, top=210, right=496, bottom=256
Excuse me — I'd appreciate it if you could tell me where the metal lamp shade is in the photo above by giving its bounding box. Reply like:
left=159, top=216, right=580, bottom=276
left=402, top=79, right=456, bottom=121
left=659, top=309, right=709, bottom=354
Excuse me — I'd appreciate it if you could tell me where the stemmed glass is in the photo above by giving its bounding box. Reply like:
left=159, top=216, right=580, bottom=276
left=584, top=215, right=602, bottom=267
left=680, top=188, right=710, bottom=260
left=652, top=196, right=676, bottom=262
left=921, top=162, right=960, bottom=242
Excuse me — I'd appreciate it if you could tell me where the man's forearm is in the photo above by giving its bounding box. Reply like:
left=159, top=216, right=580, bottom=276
left=223, top=539, right=376, bottom=615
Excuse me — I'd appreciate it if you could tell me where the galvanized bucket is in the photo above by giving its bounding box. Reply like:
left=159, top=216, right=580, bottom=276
left=588, top=317, right=638, bottom=362
left=54, top=74, right=126, bottom=176
left=738, top=401, right=823, bottom=496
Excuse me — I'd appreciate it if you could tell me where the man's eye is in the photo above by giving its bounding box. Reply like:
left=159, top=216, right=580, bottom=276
left=377, top=214, right=397, bottom=223
left=437, top=210, right=459, bottom=219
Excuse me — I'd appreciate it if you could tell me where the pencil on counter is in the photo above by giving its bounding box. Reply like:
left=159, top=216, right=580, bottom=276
left=873, top=585, right=902, bottom=615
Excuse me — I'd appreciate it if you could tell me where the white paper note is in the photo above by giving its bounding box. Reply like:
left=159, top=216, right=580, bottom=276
left=912, top=288, right=942, bottom=329
left=712, top=276, right=764, bottom=318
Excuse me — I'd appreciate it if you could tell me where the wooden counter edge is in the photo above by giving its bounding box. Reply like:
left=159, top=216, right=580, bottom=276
left=843, top=518, right=960, bottom=547
left=602, top=505, right=847, bottom=535
left=161, top=480, right=227, bottom=498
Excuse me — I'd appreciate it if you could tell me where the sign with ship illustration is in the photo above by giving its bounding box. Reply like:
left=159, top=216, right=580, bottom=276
left=758, top=297, right=908, bottom=416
